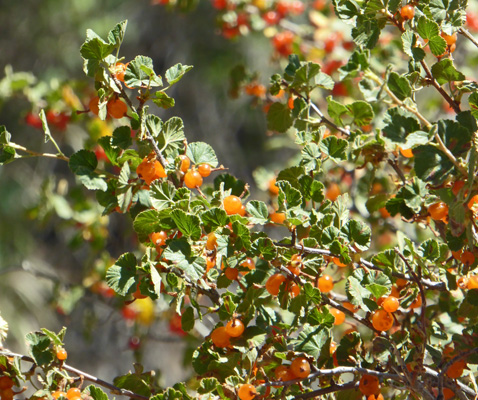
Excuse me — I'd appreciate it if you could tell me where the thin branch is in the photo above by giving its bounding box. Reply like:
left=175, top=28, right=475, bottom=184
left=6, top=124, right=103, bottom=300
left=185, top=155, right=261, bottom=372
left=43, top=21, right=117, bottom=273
left=0, top=351, right=149, bottom=400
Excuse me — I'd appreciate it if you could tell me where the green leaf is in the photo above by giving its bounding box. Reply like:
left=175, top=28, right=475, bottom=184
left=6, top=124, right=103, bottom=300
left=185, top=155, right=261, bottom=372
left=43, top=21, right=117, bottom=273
left=105, top=253, right=137, bottom=296
left=246, top=201, right=269, bottom=225
left=150, top=181, right=177, bottom=211
left=153, top=91, right=175, bottom=109
left=80, top=38, right=115, bottom=60
left=69, top=150, right=98, bottom=175
left=124, top=55, right=162, bottom=88
left=320, top=136, right=348, bottom=161
left=267, top=102, right=293, bottom=133
left=165, top=63, right=193, bottom=85
left=107, top=20, right=128, bottom=46
left=387, top=72, right=412, bottom=101
left=431, top=59, right=466, bottom=85
left=171, top=209, right=202, bottom=240
left=112, top=126, right=133, bottom=149
left=181, top=307, right=195, bottom=332
left=186, top=142, right=218, bottom=168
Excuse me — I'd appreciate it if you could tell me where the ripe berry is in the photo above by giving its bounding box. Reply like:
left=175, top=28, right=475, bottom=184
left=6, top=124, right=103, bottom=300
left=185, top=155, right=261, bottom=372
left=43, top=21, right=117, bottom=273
left=400, top=4, right=415, bottom=20
left=372, top=309, right=394, bottom=331
left=178, top=155, right=190, bottom=173
left=225, top=267, right=239, bottom=280
left=290, top=357, right=311, bottom=379
left=210, top=326, right=231, bottom=348
left=266, top=274, right=286, bottom=296
left=223, top=195, right=243, bottom=215
left=428, top=202, right=448, bottom=221
left=359, top=374, right=380, bottom=396
left=330, top=308, right=345, bottom=325
left=184, top=169, right=203, bottom=189
left=107, top=98, right=128, bottom=119
left=317, top=274, right=334, bottom=293
left=237, top=384, right=257, bottom=400
left=0, top=377, right=13, bottom=390
left=225, top=318, right=245, bottom=337
left=56, top=348, right=68, bottom=361
left=467, top=275, right=478, bottom=289
left=240, top=258, right=255, bottom=275
left=382, top=296, right=399, bottom=313
left=198, top=163, right=212, bottom=177
left=325, top=183, right=340, bottom=201
left=150, top=231, right=168, bottom=246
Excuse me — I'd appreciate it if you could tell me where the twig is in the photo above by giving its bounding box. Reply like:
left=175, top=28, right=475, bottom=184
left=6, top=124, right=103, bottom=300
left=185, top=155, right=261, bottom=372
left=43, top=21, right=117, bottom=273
left=0, top=351, right=149, bottom=400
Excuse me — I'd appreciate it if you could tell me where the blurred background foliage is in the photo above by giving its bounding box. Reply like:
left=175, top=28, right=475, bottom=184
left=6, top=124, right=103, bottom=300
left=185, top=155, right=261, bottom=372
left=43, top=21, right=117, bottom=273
left=0, top=0, right=280, bottom=386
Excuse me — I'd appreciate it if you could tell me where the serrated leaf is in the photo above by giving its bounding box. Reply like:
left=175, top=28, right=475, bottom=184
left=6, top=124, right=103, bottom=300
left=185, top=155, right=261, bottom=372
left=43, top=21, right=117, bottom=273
left=153, top=91, right=175, bottom=109
left=431, top=59, right=466, bottom=85
left=165, top=63, right=193, bottom=85
left=170, top=209, right=202, bottom=240
left=106, top=253, right=137, bottom=296
left=124, top=55, right=162, bottom=88
left=387, top=72, right=412, bottom=101
left=246, top=201, right=269, bottom=224
left=267, top=102, right=293, bottom=132
left=186, top=142, right=218, bottom=168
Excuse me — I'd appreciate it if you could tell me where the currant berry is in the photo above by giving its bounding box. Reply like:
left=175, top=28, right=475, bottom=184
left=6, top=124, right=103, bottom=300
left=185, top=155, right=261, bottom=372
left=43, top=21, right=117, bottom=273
left=225, top=267, right=239, bottom=280
left=225, top=318, right=245, bottom=337
left=0, top=377, right=13, bottom=390
left=359, top=374, right=380, bottom=396
left=330, top=308, right=345, bottom=325
left=184, top=169, right=203, bottom=189
left=205, top=232, right=217, bottom=250
left=371, top=309, right=394, bottom=331
left=290, top=357, right=311, bottom=379
left=223, top=195, right=243, bottom=215
left=428, top=202, right=448, bottom=221
left=150, top=231, right=168, bottom=246
left=382, top=296, right=399, bottom=313
left=265, top=274, right=286, bottom=296
left=210, top=326, right=231, bottom=348
left=197, top=163, right=212, bottom=177
left=317, top=274, right=334, bottom=293
left=237, top=384, right=257, bottom=400
left=400, top=4, right=415, bottom=20
left=66, top=388, right=81, bottom=400
left=178, top=155, right=190, bottom=173
left=56, top=348, right=68, bottom=361
left=107, top=98, right=128, bottom=119
left=467, top=275, right=478, bottom=289
left=240, top=258, right=255, bottom=275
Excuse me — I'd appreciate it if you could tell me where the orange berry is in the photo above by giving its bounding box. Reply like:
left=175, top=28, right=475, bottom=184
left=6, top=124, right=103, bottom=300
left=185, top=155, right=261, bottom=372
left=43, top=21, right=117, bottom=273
left=66, top=388, right=82, bottom=400
left=400, top=4, right=415, bottom=20
left=225, top=318, right=245, bottom=337
left=179, top=155, right=190, bottom=173
left=371, top=309, right=394, bottom=331
left=467, top=275, right=478, bottom=289
left=461, top=250, right=475, bottom=266
left=325, top=183, right=340, bottom=201
left=317, top=274, right=334, bottom=293
left=225, top=267, right=239, bottom=280
left=268, top=178, right=280, bottom=195
left=240, top=258, right=255, bottom=275
left=56, top=348, right=68, bottom=361
left=0, top=377, right=13, bottom=390
left=410, top=294, right=422, bottom=309
left=88, top=96, right=100, bottom=116
left=399, top=147, right=414, bottom=158
left=265, top=274, right=287, bottom=296
left=330, top=308, right=345, bottom=325
left=359, top=375, right=380, bottom=396
left=197, top=163, right=212, bottom=177
left=223, top=195, right=243, bottom=215
left=270, top=212, right=286, bottom=224
left=428, top=202, right=448, bottom=221
left=441, top=32, right=457, bottom=46
left=150, top=231, right=168, bottom=246
left=237, top=384, right=257, bottom=400
left=290, top=357, right=311, bottom=379
left=382, top=296, right=399, bottom=313
left=184, top=169, right=203, bottom=189
left=210, top=326, right=231, bottom=348
left=446, top=359, right=466, bottom=379
left=107, top=98, right=128, bottom=119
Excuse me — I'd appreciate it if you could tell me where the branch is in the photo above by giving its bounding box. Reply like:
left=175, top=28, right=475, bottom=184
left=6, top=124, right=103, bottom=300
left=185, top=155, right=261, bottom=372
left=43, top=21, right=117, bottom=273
left=0, top=351, right=149, bottom=400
